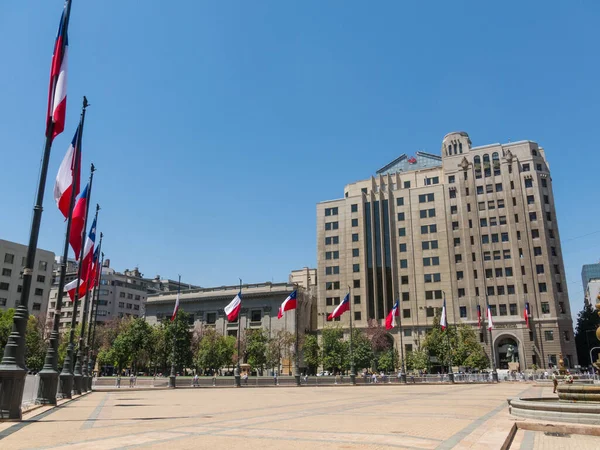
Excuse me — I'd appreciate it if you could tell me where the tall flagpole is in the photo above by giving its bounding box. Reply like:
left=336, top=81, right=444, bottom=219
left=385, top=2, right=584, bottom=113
left=348, top=287, right=356, bottom=385
left=73, top=202, right=99, bottom=394
left=397, top=291, right=406, bottom=383
left=294, top=285, right=300, bottom=386
left=81, top=231, right=102, bottom=390
left=443, top=292, right=455, bottom=383
left=0, top=0, right=74, bottom=420
left=86, top=236, right=102, bottom=391
left=37, top=97, right=88, bottom=405
left=88, top=251, right=105, bottom=386
left=235, top=278, right=242, bottom=387
left=60, top=165, right=96, bottom=397
left=169, top=275, right=181, bottom=388
left=486, top=297, right=498, bottom=382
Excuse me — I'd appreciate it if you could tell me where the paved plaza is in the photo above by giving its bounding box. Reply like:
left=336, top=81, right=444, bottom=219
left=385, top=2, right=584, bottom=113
left=1, top=383, right=599, bottom=449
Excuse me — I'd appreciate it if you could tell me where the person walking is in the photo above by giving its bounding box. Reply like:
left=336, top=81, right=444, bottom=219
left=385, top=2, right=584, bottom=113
left=552, top=371, right=558, bottom=393
left=129, top=373, right=135, bottom=388
left=116, top=374, right=121, bottom=388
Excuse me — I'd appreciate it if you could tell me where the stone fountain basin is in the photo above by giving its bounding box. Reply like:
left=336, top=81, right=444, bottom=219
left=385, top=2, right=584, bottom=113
left=558, top=385, right=600, bottom=402
left=508, top=397, right=600, bottom=425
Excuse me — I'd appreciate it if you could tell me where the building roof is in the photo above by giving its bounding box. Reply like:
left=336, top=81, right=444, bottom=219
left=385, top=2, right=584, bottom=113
left=376, top=151, right=442, bottom=175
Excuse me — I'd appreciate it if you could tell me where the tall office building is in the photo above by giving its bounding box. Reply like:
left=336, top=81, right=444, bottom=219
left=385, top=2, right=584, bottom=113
left=0, top=239, right=55, bottom=319
left=582, top=263, right=600, bottom=295
left=316, top=131, right=577, bottom=370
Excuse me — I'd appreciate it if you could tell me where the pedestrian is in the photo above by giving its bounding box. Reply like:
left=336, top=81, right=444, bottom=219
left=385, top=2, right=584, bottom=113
left=116, top=374, right=121, bottom=388
left=372, top=372, right=377, bottom=384
left=552, top=371, right=558, bottom=393
left=129, top=373, right=135, bottom=388
left=193, top=374, right=199, bottom=387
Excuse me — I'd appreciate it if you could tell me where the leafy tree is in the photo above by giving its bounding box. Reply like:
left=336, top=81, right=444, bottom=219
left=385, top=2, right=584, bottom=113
left=406, top=347, right=429, bottom=371
left=195, top=328, right=235, bottom=374
left=246, top=329, right=268, bottom=372
left=266, top=330, right=294, bottom=374
left=0, top=309, right=15, bottom=363
left=575, top=301, right=600, bottom=366
left=165, top=310, right=193, bottom=372
left=376, top=347, right=399, bottom=373
left=322, top=327, right=349, bottom=373
left=351, top=328, right=374, bottom=371
left=302, top=334, right=320, bottom=374
left=58, top=324, right=81, bottom=368
left=25, top=315, right=47, bottom=371
left=149, top=322, right=169, bottom=374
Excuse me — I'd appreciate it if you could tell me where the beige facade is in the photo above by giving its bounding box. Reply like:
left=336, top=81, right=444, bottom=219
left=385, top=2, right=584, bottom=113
left=316, top=131, right=577, bottom=370
left=0, top=239, right=55, bottom=319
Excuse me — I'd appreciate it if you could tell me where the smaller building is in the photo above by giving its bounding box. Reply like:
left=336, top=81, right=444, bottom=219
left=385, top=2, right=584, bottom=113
left=585, top=279, right=600, bottom=308
left=0, top=239, right=55, bottom=319
left=582, top=263, right=600, bottom=297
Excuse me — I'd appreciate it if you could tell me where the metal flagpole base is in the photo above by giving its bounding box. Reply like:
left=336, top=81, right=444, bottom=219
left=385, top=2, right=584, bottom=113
left=36, top=370, right=59, bottom=405
left=168, top=375, right=176, bottom=388
left=73, top=374, right=83, bottom=395
left=0, top=368, right=27, bottom=421
left=400, top=374, right=407, bottom=383
left=449, top=373, right=455, bottom=383
left=492, top=371, right=499, bottom=383
left=58, top=373, right=73, bottom=399
left=295, top=375, right=301, bottom=386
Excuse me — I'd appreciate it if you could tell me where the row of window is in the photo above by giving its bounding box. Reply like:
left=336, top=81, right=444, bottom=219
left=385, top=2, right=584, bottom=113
left=325, top=207, right=338, bottom=216
left=0, top=268, right=47, bottom=283
left=118, top=292, right=143, bottom=300
left=0, top=282, right=43, bottom=295
left=2, top=254, right=49, bottom=271
left=117, top=302, right=140, bottom=310
left=481, top=233, right=510, bottom=244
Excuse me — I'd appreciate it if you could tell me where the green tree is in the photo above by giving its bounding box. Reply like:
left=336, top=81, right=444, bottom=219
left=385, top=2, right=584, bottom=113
left=406, top=347, right=429, bottom=371
left=25, top=315, right=47, bottom=371
left=0, top=309, right=15, bottom=363
left=195, top=328, right=235, bottom=373
left=376, top=347, right=399, bottom=373
left=246, top=329, right=268, bottom=372
left=58, top=324, right=81, bottom=368
left=265, top=330, right=294, bottom=374
left=149, top=322, right=169, bottom=374
left=351, top=328, right=374, bottom=371
left=575, top=302, right=600, bottom=366
left=165, top=310, right=193, bottom=372
left=322, top=327, right=348, bottom=373
left=302, top=334, right=320, bottom=374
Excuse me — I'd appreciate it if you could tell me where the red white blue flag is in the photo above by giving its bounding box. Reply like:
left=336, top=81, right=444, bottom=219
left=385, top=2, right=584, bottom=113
left=440, top=299, right=447, bottom=330
left=225, top=292, right=242, bottom=322
left=46, top=0, right=72, bottom=140
left=487, top=304, right=494, bottom=330
left=524, top=302, right=531, bottom=328
left=385, top=299, right=399, bottom=330
left=54, top=124, right=81, bottom=218
left=66, top=216, right=96, bottom=301
left=69, top=183, right=89, bottom=257
left=277, top=290, right=297, bottom=319
left=477, top=305, right=482, bottom=328
left=328, top=293, right=350, bottom=321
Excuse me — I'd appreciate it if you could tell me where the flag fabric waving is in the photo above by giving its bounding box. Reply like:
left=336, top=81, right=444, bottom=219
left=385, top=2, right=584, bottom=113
left=170, top=291, right=180, bottom=321
left=385, top=300, right=400, bottom=330
left=440, top=299, right=447, bottom=330
left=524, top=302, right=531, bottom=328
left=327, top=293, right=350, bottom=321
left=225, top=292, right=242, bottom=322
left=477, top=305, right=482, bottom=328
left=46, top=0, right=72, bottom=140
left=54, top=124, right=81, bottom=218
left=66, top=217, right=96, bottom=301
left=487, top=304, right=494, bottom=330
left=277, top=290, right=297, bottom=319
left=69, top=184, right=89, bottom=257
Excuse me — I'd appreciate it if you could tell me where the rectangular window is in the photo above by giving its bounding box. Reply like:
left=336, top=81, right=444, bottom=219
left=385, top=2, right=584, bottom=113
left=539, top=282, right=547, bottom=293
left=325, top=222, right=339, bottom=230
left=489, top=217, right=497, bottom=226
left=485, top=268, right=493, bottom=278
left=529, top=212, right=537, bottom=221
left=495, top=268, right=503, bottom=277
left=448, top=175, right=455, bottom=184
left=488, top=200, right=496, bottom=210
left=499, top=304, right=507, bottom=316
left=354, top=295, right=361, bottom=304
left=460, top=306, right=467, bottom=318
left=477, top=186, right=484, bottom=195
left=404, top=181, right=411, bottom=189
left=325, top=236, right=339, bottom=245
left=559, top=302, right=565, bottom=314
left=450, top=205, right=457, bottom=214
left=352, top=233, right=359, bottom=242
left=492, top=233, right=499, bottom=243
left=563, top=331, right=570, bottom=341
left=457, top=271, right=464, bottom=280
left=495, top=183, right=503, bottom=192
left=486, top=184, right=493, bottom=193
left=545, top=330, right=554, bottom=341
left=400, top=259, right=408, bottom=269
left=351, top=204, right=358, bottom=212
left=353, top=264, right=360, bottom=273
left=490, top=305, right=497, bottom=316
left=499, top=216, right=507, bottom=225
left=541, top=178, right=547, bottom=187
left=534, top=246, right=542, bottom=256
left=509, top=303, right=517, bottom=315
left=454, top=237, right=460, bottom=246
left=478, top=201, right=486, bottom=211
left=398, top=227, right=406, bottom=237
left=402, top=292, right=409, bottom=301
left=399, top=243, right=407, bottom=252
left=458, top=288, right=465, bottom=298
left=525, top=178, right=533, bottom=188
left=455, top=254, right=462, bottom=263
left=503, top=250, right=511, bottom=259
left=501, top=232, right=509, bottom=242
left=401, top=276, right=409, bottom=285
left=1, top=268, right=11, bottom=277
left=536, top=264, right=545, bottom=274
left=483, top=251, right=491, bottom=261
left=480, top=218, right=487, bottom=227
left=251, top=310, right=262, bottom=322
left=354, top=311, right=361, bottom=321
left=351, top=218, right=359, bottom=227
left=397, top=212, right=405, bottom=221
left=426, top=307, right=435, bottom=317
left=325, top=207, right=339, bottom=216
left=541, top=302, right=550, bottom=314
left=505, top=267, right=513, bottom=277
left=33, top=288, right=43, bottom=296
left=118, top=301, right=125, bottom=308
left=0, top=282, right=9, bottom=291
left=4, top=254, right=14, bottom=264
left=497, top=286, right=505, bottom=295
left=396, top=197, right=404, bottom=206
left=482, top=235, right=489, bottom=244
left=522, top=163, right=530, bottom=172
left=556, top=282, right=563, bottom=293
left=353, top=280, right=360, bottom=288
left=487, top=286, right=495, bottom=296
left=544, top=195, right=549, bottom=204
left=352, top=248, right=359, bottom=257
left=403, top=309, right=411, bottom=318
left=527, top=195, right=535, bottom=205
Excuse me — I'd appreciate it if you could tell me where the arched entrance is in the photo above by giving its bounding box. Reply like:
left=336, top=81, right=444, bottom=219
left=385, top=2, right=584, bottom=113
left=496, top=336, right=520, bottom=370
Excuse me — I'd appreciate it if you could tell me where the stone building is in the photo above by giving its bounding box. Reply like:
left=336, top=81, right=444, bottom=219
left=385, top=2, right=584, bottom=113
left=316, top=131, right=577, bottom=370
left=0, top=239, right=55, bottom=319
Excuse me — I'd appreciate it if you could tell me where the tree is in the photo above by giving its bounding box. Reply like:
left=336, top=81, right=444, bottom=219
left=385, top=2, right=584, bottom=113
left=302, top=334, right=320, bottom=374
left=266, top=330, right=294, bottom=374
left=376, top=347, right=399, bottom=373
left=0, top=309, right=15, bottom=363
left=245, top=329, right=268, bottom=372
left=58, top=324, right=81, bottom=368
left=351, top=328, right=374, bottom=371
left=406, top=347, right=429, bottom=371
left=165, top=310, right=193, bottom=372
left=25, top=315, right=47, bottom=371
left=322, top=327, right=349, bottom=373
left=575, top=302, right=600, bottom=367
left=195, top=328, right=234, bottom=374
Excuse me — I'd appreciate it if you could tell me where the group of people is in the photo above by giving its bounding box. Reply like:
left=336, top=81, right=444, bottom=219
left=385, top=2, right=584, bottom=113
left=551, top=370, right=574, bottom=393
left=114, top=374, right=137, bottom=388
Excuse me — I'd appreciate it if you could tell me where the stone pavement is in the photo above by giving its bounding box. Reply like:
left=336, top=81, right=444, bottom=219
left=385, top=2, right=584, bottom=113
left=0, top=383, right=583, bottom=449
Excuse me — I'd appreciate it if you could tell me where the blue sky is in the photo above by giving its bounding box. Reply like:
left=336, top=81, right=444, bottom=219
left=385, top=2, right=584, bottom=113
left=1, top=1, right=599, bottom=311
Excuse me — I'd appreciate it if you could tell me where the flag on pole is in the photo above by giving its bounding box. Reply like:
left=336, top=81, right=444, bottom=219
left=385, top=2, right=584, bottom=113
left=69, top=184, right=89, bottom=257
left=66, top=217, right=96, bottom=301
left=487, top=304, right=494, bottom=330
left=46, top=0, right=71, bottom=140
left=385, top=299, right=400, bottom=330
left=170, top=291, right=180, bottom=321
left=225, top=292, right=242, bottom=322
left=54, top=124, right=81, bottom=218
left=327, top=293, right=350, bottom=321
left=477, top=305, right=482, bottom=329
left=277, top=290, right=297, bottom=319
left=524, top=302, right=531, bottom=328
left=440, top=298, right=447, bottom=330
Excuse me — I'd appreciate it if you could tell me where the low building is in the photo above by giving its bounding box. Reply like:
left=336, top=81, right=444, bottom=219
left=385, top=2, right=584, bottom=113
left=585, top=279, right=600, bottom=308
left=0, top=239, right=55, bottom=319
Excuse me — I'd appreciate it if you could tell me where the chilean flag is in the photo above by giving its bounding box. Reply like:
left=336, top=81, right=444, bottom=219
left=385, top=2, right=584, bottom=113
left=385, top=300, right=400, bottom=330
left=66, top=216, right=96, bottom=301
left=225, top=292, right=242, bottom=322
left=477, top=305, right=482, bottom=329
left=277, top=290, right=297, bottom=319
left=487, top=304, right=494, bottom=330
left=170, top=291, right=180, bottom=321
left=69, top=184, right=89, bottom=257
left=524, top=302, right=531, bottom=328
left=328, top=293, right=350, bottom=321
left=440, top=299, right=447, bottom=330
left=46, top=0, right=72, bottom=140
left=54, top=124, right=81, bottom=218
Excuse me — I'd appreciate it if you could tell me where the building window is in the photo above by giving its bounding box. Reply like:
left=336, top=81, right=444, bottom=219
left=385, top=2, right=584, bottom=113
left=458, top=288, right=465, bottom=298
left=559, top=302, right=565, bottom=313
left=457, top=271, right=464, bottom=280
left=499, top=304, right=507, bottom=316
left=490, top=305, right=497, bottom=316
left=0, top=282, right=9, bottom=291
left=563, top=331, right=570, bottom=341
left=36, top=275, right=45, bottom=283
left=481, top=235, right=489, bottom=244
left=455, top=254, right=462, bottom=263
left=487, top=286, right=495, bottom=296
left=501, top=232, right=509, bottom=242
left=505, top=267, right=513, bottom=277
left=483, top=251, right=491, bottom=261
left=351, top=204, right=358, bottom=213
left=397, top=212, right=405, bottom=221
left=351, top=218, right=359, bottom=227
left=418, top=193, right=435, bottom=203
left=448, top=175, right=455, bottom=184
left=353, top=280, right=360, bottom=288
left=541, top=302, right=550, bottom=314
left=1, top=268, right=11, bottom=277
left=544, top=330, right=554, bottom=341
left=503, top=250, right=511, bottom=259
left=353, top=264, right=360, bottom=273
left=398, top=227, right=406, bottom=237
left=325, top=222, right=339, bottom=230
left=34, top=288, right=43, bottom=296
left=423, top=257, right=440, bottom=266
left=325, top=207, right=338, bottom=216
left=451, top=221, right=459, bottom=230
left=396, top=197, right=404, bottom=206
left=424, top=273, right=441, bottom=283
left=509, top=303, right=517, bottom=315
left=354, top=295, right=361, bottom=304
left=399, top=243, right=407, bottom=253
left=118, top=301, right=125, bottom=308
left=325, top=236, right=339, bottom=245
left=325, top=266, right=339, bottom=275
left=354, top=311, right=361, bottom=321
left=0, top=298, right=6, bottom=306
left=4, top=254, right=14, bottom=264
left=403, top=309, right=411, bottom=318
left=404, top=181, right=411, bottom=189
left=449, top=189, right=456, bottom=199
left=539, top=282, right=547, bottom=293
left=426, top=307, right=435, bottom=317
left=522, top=163, right=530, bottom=172
left=400, top=259, right=408, bottom=269
left=401, top=276, right=409, bottom=285
left=352, top=234, right=359, bottom=242
left=454, top=237, right=460, bottom=246
left=421, top=224, right=437, bottom=234
left=352, top=248, right=359, bottom=257
left=326, top=281, right=340, bottom=290
left=402, top=292, right=410, bottom=301
left=250, top=310, right=261, bottom=322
